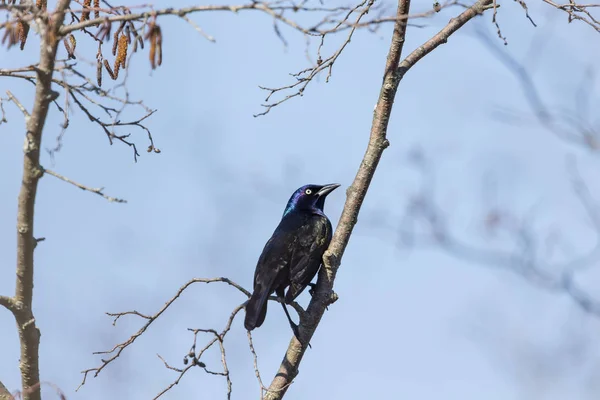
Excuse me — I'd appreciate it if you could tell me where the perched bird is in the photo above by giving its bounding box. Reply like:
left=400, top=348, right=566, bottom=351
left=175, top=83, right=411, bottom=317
left=244, top=183, right=340, bottom=340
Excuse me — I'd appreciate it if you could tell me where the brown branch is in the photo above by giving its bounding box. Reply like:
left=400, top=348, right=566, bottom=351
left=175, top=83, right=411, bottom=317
left=247, top=331, right=290, bottom=400
left=396, top=0, right=494, bottom=80
left=254, top=0, right=375, bottom=116
left=31, top=61, right=158, bottom=159
left=6, top=90, right=30, bottom=117
left=153, top=303, right=245, bottom=399
left=264, top=0, right=411, bottom=394
left=43, top=168, right=127, bottom=203
left=254, top=0, right=482, bottom=116
left=0, top=295, right=17, bottom=313
left=79, top=277, right=250, bottom=389
left=247, top=332, right=265, bottom=398
left=58, top=2, right=341, bottom=36
left=67, top=89, right=155, bottom=161
left=0, top=66, right=38, bottom=75
left=0, top=380, right=12, bottom=400
left=12, top=1, right=72, bottom=399
left=7, top=382, right=66, bottom=400
left=263, top=0, right=494, bottom=398
left=179, top=14, right=215, bottom=42
left=2, top=50, right=156, bottom=161
left=542, top=0, right=600, bottom=32
left=154, top=355, right=195, bottom=398
left=81, top=271, right=304, bottom=394
left=309, top=0, right=469, bottom=32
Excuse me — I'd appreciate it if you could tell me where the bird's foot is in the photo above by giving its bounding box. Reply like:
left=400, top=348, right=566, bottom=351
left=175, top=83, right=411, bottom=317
left=327, top=290, right=339, bottom=305
left=308, top=283, right=318, bottom=297
left=290, top=323, right=312, bottom=349
left=308, top=283, right=336, bottom=311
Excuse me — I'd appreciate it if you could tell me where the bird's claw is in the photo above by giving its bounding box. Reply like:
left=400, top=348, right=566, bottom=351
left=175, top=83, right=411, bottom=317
left=290, top=323, right=312, bottom=349
left=308, top=283, right=330, bottom=311
left=291, top=323, right=300, bottom=340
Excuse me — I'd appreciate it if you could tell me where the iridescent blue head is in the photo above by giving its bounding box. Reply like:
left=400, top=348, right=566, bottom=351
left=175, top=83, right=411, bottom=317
left=283, top=183, right=340, bottom=217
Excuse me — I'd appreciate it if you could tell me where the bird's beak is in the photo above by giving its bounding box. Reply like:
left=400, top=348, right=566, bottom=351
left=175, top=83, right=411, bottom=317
left=316, top=183, right=341, bottom=197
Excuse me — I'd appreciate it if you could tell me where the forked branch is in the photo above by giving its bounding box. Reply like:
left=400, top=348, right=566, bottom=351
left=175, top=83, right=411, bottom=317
left=263, top=0, right=494, bottom=398
left=80, top=276, right=304, bottom=397
left=12, top=1, right=72, bottom=400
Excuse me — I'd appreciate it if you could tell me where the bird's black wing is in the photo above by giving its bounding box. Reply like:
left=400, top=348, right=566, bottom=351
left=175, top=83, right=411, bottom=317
left=284, top=215, right=332, bottom=303
left=244, top=222, right=298, bottom=331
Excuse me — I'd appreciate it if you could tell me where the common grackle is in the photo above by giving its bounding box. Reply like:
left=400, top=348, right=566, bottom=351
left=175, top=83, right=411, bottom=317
left=244, top=183, right=340, bottom=341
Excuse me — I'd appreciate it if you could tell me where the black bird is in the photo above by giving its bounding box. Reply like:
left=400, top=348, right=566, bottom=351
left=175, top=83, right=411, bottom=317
left=244, top=183, right=340, bottom=340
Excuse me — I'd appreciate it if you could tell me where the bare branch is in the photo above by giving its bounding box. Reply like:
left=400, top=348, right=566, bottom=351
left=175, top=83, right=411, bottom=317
left=6, top=90, right=30, bottom=117
left=12, top=1, right=72, bottom=399
left=542, top=0, right=600, bottom=32
left=0, top=295, right=17, bottom=313
left=246, top=331, right=290, bottom=400
left=397, top=1, right=494, bottom=80
left=254, top=0, right=479, bottom=116
left=254, top=0, right=376, bottom=117
left=81, top=270, right=308, bottom=394
left=0, top=380, right=12, bottom=400
left=263, top=0, right=494, bottom=398
left=43, top=168, right=127, bottom=203
left=513, top=0, right=537, bottom=27
left=179, top=14, right=215, bottom=42
left=79, top=277, right=249, bottom=389
left=491, top=0, right=507, bottom=45
left=1, top=52, right=158, bottom=161
left=58, top=2, right=350, bottom=36
left=8, top=381, right=67, bottom=400
left=153, top=303, right=245, bottom=399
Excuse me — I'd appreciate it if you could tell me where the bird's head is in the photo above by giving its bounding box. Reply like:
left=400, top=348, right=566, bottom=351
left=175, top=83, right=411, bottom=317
left=283, top=183, right=340, bottom=217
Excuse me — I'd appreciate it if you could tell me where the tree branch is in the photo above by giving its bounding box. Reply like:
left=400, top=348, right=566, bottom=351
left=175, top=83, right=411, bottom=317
left=263, top=0, right=411, bottom=394
left=6, top=90, right=30, bottom=118
left=263, top=0, right=493, bottom=398
left=0, top=380, right=12, bottom=400
left=152, top=304, right=244, bottom=400
left=13, top=1, right=72, bottom=399
left=0, top=295, right=17, bottom=313
left=81, top=272, right=305, bottom=392
left=58, top=2, right=341, bottom=36
left=397, top=0, right=494, bottom=80
left=80, top=277, right=255, bottom=391
left=43, top=168, right=127, bottom=203
left=542, top=0, right=600, bottom=33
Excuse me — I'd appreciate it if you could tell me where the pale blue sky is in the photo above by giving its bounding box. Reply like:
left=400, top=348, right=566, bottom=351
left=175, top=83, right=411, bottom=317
left=2, top=1, right=600, bottom=399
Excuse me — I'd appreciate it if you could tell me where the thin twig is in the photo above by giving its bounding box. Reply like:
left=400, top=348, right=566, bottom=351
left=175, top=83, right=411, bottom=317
left=43, top=168, right=127, bottom=203
left=79, top=278, right=249, bottom=390
left=247, top=331, right=269, bottom=400
left=153, top=303, right=245, bottom=399
left=255, top=0, right=375, bottom=117
left=542, top=0, right=600, bottom=32
left=180, top=14, right=215, bottom=42
left=6, top=90, right=30, bottom=117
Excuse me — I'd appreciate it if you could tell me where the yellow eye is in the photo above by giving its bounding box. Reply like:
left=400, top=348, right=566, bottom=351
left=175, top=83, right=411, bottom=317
left=305, top=189, right=312, bottom=195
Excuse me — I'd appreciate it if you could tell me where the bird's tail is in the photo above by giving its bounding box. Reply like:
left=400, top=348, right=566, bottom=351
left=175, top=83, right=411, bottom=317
left=244, top=287, right=270, bottom=331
